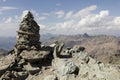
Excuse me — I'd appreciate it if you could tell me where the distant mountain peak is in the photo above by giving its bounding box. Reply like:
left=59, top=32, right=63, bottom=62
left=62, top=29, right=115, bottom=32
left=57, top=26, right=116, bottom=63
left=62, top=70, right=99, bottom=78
left=83, top=33, right=89, bottom=37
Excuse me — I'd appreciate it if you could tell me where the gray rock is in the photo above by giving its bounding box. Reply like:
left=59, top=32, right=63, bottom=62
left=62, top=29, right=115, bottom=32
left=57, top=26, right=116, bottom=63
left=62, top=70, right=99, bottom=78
left=53, top=58, right=78, bottom=76
left=44, top=75, right=57, bottom=80
left=16, top=71, right=28, bottom=79
left=0, top=64, right=10, bottom=76
left=72, top=45, right=85, bottom=52
left=24, top=63, right=40, bottom=75
left=60, top=74, right=76, bottom=80
left=21, top=50, right=50, bottom=63
left=0, top=54, right=16, bottom=77
left=74, top=51, right=89, bottom=63
left=1, top=71, right=13, bottom=80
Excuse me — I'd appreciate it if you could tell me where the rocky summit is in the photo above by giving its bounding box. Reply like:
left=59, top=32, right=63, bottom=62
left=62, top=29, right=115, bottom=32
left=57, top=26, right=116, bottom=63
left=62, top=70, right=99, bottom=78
left=0, top=12, right=120, bottom=80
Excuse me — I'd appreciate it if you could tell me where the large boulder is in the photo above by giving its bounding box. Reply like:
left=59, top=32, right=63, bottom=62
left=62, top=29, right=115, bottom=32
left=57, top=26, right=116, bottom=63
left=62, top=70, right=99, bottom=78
left=73, top=51, right=89, bottom=63
left=0, top=54, right=16, bottom=77
left=21, top=50, right=50, bottom=63
left=53, top=58, right=78, bottom=76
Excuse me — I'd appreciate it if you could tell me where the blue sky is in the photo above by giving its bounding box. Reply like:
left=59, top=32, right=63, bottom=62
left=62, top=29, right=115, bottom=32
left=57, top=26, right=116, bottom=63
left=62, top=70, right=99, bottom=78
left=0, top=0, right=120, bottom=37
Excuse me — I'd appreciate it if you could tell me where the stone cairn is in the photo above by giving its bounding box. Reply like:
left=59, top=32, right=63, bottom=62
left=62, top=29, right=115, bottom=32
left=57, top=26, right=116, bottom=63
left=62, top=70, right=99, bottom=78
left=0, top=11, right=53, bottom=80
left=16, top=11, right=40, bottom=51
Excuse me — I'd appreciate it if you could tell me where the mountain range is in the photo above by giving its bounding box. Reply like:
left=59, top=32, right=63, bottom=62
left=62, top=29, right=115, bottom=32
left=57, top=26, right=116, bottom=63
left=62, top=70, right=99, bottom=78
left=0, top=33, right=120, bottom=64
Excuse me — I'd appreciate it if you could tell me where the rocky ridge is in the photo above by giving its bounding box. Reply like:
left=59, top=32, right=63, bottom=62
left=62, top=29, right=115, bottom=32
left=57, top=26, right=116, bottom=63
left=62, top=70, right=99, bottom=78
left=0, top=11, right=120, bottom=80
left=43, top=35, right=120, bottom=64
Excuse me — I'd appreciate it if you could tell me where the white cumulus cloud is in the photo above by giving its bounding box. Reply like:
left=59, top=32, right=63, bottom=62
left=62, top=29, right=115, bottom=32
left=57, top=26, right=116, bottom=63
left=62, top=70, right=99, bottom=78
left=74, top=5, right=97, bottom=18
left=0, top=6, right=17, bottom=14
left=4, top=17, right=12, bottom=23
left=0, top=0, right=6, bottom=2
left=65, top=5, right=97, bottom=19
left=1, top=5, right=120, bottom=36
left=55, top=10, right=64, bottom=18
left=38, top=16, right=46, bottom=20
left=21, top=10, right=29, bottom=19
left=49, top=6, right=120, bottom=36
left=65, top=11, right=74, bottom=19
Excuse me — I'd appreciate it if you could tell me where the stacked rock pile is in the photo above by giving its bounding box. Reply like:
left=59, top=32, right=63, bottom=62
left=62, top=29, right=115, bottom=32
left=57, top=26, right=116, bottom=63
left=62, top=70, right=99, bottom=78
left=0, top=11, right=52, bottom=80
left=17, top=11, right=40, bottom=50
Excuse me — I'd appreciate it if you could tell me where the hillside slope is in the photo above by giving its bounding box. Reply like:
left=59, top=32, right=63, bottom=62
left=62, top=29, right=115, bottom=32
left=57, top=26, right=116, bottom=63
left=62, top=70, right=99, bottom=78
left=43, top=35, right=120, bottom=63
